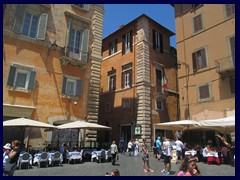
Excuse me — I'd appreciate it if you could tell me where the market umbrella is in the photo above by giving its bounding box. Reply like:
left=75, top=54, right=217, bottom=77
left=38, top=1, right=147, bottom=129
left=155, top=120, right=200, bottom=143
left=57, top=120, right=112, bottom=130
left=3, top=117, right=58, bottom=146
left=183, top=116, right=235, bottom=133
left=3, top=117, right=57, bottom=129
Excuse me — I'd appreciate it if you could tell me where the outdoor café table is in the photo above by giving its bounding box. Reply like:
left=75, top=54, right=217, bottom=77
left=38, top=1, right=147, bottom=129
left=207, top=151, right=220, bottom=165
left=48, top=152, right=63, bottom=165
left=185, top=150, right=197, bottom=158
left=82, top=149, right=97, bottom=157
left=91, top=150, right=108, bottom=162
left=17, top=152, right=33, bottom=168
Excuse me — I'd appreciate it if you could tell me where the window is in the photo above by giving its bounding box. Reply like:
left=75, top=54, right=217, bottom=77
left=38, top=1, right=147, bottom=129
left=105, top=103, right=111, bottom=112
left=122, top=31, right=132, bottom=54
left=66, top=22, right=89, bottom=62
left=156, top=100, right=163, bottom=110
left=121, top=63, right=132, bottom=88
left=198, top=84, right=211, bottom=102
left=153, top=30, right=163, bottom=53
left=109, top=39, right=118, bottom=55
left=122, top=99, right=131, bottom=109
left=156, top=69, right=163, bottom=92
left=192, top=48, right=207, bottom=72
left=225, top=4, right=235, bottom=18
left=193, top=14, right=203, bottom=33
left=62, top=75, right=82, bottom=97
left=230, top=76, right=235, bottom=94
left=109, top=75, right=116, bottom=91
left=229, top=36, right=235, bottom=66
left=13, top=6, right=48, bottom=40
left=7, top=65, right=36, bottom=91
left=74, top=4, right=89, bottom=10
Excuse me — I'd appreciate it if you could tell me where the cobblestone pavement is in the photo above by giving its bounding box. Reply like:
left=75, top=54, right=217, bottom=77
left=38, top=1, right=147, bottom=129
left=14, top=153, right=235, bottom=176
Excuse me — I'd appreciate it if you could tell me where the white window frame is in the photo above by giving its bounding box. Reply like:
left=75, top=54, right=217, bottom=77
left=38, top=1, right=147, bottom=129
left=125, top=32, right=131, bottom=53
left=14, top=68, right=30, bottom=89
left=109, top=75, right=115, bottom=91
left=65, top=78, right=77, bottom=97
left=21, top=10, right=39, bottom=38
left=69, top=25, right=83, bottom=59
left=192, top=47, right=208, bottom=71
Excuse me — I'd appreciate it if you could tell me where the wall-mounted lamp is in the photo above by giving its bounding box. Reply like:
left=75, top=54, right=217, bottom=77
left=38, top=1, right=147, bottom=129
left=48, top=40, right=58, bottom=55
left=176, top=60, right=189, bottom=69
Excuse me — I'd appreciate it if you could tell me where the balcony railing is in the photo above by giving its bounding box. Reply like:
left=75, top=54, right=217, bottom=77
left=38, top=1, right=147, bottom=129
left=215, top=55, right=235, bottom=73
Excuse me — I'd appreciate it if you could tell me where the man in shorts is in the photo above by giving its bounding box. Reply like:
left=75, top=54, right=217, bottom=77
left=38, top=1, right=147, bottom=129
left=161, top=137, right=171, bottom=176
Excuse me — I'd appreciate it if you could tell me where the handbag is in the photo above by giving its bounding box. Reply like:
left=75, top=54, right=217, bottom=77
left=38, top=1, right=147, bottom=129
left=3, top=163, right=16, bottom=173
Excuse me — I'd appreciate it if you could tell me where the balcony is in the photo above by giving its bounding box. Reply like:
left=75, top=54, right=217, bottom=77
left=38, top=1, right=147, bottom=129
left=215, top=55, right=235, bottom=74
left=60, top=47, right=88, bottom=69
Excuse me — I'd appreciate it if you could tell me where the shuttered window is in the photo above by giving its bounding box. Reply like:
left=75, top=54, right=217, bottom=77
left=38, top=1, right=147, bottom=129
left=122, top=31, right=132, bottom=55
left=7, top=65, right=36, bottom=91
left=192, top=48, right=207, bottom=72
left=156, top=69, right=162, bottom=92
left=225, top=4, right=235, bottom=18
left=67, top=22, right=89, bottom=62
left=62, top=75, right=82, bottom=97
left=13, top=6, right=48, bottom=40
left=109, top=39, right=118, bottom=55
left=198, top=84, right=211, bottom=101
left=122, top=99, right=131, bottom=109
left=156, top=100, right=163, bottom=110
left=153, top=30, right=163, bottom=53
left=193, top=14, right=203, bottom=33
left=229, top=36, right=235, bottom=66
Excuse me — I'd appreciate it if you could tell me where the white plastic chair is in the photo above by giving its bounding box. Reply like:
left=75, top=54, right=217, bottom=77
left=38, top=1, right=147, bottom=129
left=37, top=152, right=48, bottom=168
left=19, top=152, right=30, bottom=169
left=51, top=151, right=61, bottom=166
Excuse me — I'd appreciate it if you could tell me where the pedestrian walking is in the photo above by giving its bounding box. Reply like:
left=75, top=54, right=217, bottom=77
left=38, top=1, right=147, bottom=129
left=110, top=141, right=118, bottom=165
left=161, top=137, right=171, bottom=176
left=175, top=138, right=183, bottom=164
left=127, top=140, right=133, bottom=156
left=141, top=139, right=154, bottom=173
left=119, top=137, right=125, bottom=155
left=155, top=136, right=162, bottom=161
left=134, top=138, right=139, bottom=157
left=177, top=156, right=200, bottom=176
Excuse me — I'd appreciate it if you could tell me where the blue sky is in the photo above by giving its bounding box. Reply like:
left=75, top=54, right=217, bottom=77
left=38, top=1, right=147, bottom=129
left=103, top=4, right=176, bottom=48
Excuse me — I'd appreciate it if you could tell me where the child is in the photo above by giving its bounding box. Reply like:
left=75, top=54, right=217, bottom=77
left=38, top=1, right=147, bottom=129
left=177, top=156, right=200, bottom=176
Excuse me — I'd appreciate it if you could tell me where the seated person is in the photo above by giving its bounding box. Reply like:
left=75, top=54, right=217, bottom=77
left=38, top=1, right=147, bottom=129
left=202, top=145, right=212, bottom=163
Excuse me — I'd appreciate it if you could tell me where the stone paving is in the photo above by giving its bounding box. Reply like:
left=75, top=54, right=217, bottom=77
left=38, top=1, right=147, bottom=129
left=14, top=152, right=235, bottom=176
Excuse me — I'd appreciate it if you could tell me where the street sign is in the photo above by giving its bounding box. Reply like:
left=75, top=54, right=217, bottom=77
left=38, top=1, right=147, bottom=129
left=135, top=126, right=141, bottom=135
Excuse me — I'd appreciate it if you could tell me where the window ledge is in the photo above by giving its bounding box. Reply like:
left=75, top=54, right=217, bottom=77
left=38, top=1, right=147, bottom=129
left=8, top=87, right=31, bottom=93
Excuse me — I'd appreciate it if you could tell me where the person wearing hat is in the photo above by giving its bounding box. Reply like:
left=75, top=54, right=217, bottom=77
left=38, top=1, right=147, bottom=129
left=3, top=143, right=11, bottom=174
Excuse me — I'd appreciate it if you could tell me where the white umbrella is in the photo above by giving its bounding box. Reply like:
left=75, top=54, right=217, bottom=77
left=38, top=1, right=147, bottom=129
left=57, top=120, right=112, bottom=130
left=155, top=120, right=200, bottom=143
left=183, top=116, right=235, bottom=133
left=3, top=117, right=57, bottom=129
left=155, top=120, right=200, bottom=131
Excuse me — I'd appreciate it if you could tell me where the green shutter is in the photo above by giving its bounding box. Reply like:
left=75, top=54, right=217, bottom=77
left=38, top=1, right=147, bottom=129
left=153, top=30, right=156, bottom=50
left=13, top=6, right=25, bottom=34
left=80, top=29, right=89, bottom=62
left=62, top=76, right=67, bottom=95
left=76, top=80, right=82, bottom=97
left=7, top=65, right=16, bottom=87
left=28, top=70, right=36, bottom=90
left=122, top=34, right=125, bottom=55
left=37, top=13, right=48, bottom=40
left=192, top=52, right=197, bottom=72
left=130, top=30, right=133, bottom=52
